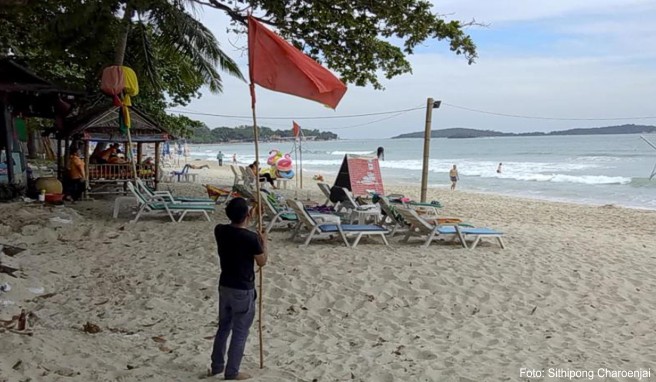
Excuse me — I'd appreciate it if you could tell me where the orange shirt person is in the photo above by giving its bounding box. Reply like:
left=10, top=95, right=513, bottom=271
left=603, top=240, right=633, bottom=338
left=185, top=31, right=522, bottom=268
left=69, top=151, right=85, bottom=180
left=66, top=149, right=86, bottom=201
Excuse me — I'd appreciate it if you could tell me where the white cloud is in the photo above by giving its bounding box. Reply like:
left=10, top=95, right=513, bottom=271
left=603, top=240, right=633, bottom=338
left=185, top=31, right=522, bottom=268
left=174, top=3, right=656, bottom=139
left=436, top=0, right=655, bottom=24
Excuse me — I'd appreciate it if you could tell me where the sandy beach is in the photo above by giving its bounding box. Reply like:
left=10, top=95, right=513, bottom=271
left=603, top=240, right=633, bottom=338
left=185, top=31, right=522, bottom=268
left=1, top=161, right=655, bottom=381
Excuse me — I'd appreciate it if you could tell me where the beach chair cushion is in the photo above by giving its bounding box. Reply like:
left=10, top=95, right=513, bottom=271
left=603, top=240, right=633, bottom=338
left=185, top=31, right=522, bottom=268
left=149, top=203, right=215, bottom=211
left=318, top=224, right=388, bottom=233
left=437, top=226, right=502, bottom=235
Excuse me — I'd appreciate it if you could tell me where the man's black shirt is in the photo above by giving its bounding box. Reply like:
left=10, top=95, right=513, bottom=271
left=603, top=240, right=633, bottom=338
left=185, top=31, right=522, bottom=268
left=214, top=224, right=263, bottom=290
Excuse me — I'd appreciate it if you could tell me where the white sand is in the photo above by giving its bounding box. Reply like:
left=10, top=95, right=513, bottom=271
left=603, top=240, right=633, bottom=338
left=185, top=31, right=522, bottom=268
left=1, top=161, right=655, bottom=381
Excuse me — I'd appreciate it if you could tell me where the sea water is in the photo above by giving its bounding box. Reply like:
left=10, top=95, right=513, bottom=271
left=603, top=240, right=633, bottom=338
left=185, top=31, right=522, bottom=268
left=188, top=134, right=656, bottom=210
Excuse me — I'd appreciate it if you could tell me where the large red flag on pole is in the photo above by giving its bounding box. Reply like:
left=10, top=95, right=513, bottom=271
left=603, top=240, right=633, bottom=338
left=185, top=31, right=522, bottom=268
left=247, top=16, right=348, bottom=370
left=248, top=16, right=347, bottom=109
left=292, top=121, right=301, bottom=137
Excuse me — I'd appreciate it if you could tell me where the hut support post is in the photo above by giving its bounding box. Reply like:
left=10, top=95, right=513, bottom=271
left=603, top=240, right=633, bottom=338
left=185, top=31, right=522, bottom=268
left=83, top=140, right=90, bottom=199
left=137, top=142, right=142, bottom=163
left=64, top=137, right=70, bottom=175
left=1, top=103, right=14, bottom=184
left=154, top=142, right=160, bottom=190
left=56, top=138, right=62, bottom=180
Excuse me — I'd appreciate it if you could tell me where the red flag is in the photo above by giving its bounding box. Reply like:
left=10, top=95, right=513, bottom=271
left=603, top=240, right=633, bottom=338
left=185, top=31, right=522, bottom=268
left=248, top=16, right=347, bottom=109
left=292, top=121, right=301, bottom=138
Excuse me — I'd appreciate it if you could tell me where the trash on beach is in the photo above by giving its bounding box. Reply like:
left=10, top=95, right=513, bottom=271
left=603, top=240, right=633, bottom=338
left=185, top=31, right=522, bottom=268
left=27, top=287, right=44, bottom=295
left=151, top=335, right=166, bottom=343
left=49, top=217, right=72, bottom=224
left=1, top=299, right=16, bottom=307
left=0, top=283, right=11, bottom=293
left=0, top=263, right=19, bottom=278
left=1, top=243, right=27, bottom=257
left=83, top=322, right=102, bottom=334
left=17, top=309, right=27, bottom=330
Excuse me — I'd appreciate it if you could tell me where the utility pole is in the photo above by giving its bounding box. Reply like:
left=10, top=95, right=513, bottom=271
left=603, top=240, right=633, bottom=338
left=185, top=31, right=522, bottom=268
left=420, top=98, right=441, bottom=202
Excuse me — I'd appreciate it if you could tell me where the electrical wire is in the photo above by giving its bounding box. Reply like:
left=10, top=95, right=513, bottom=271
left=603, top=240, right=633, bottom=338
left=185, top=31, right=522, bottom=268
left=442, top=102, right=656, bottom=121
left=167, top=106, right=424, bottom=120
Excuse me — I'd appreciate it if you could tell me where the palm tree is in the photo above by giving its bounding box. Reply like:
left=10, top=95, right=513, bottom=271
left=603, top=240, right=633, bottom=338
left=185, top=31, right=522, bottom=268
left=114, top=0, right=243, bottom=92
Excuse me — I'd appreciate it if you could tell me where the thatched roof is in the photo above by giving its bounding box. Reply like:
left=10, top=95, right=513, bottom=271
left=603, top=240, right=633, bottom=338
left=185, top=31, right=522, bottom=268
left=62, top=105, right=173, bottom=143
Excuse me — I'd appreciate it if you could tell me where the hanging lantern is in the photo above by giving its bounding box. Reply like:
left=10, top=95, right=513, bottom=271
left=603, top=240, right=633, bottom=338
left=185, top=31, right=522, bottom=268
left=100, top=66, right=125, bottom=106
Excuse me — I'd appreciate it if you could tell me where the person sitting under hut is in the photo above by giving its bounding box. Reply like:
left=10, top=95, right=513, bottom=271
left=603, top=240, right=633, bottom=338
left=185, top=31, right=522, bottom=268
left=108, top=153, right=128, bottom=164
left=97, top=143, right=120, bottom=164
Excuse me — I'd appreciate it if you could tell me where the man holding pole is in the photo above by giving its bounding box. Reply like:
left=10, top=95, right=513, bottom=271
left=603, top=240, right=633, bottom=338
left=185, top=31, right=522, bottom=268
left=210, top=197, right=268, bottom=380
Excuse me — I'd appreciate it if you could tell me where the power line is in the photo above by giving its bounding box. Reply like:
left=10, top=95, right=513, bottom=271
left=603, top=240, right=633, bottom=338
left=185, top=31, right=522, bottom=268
left=330, top=111, right=410, bottom=130
left=167, top=106, right=424, bottom=120
left=443, top=103, right=656, bottom=121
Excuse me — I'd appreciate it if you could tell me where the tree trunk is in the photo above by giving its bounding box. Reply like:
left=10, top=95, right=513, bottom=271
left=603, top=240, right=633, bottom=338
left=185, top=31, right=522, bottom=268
left=27, top=129, right=38, bottom=159
left=114, top=3, right=133, bottom=66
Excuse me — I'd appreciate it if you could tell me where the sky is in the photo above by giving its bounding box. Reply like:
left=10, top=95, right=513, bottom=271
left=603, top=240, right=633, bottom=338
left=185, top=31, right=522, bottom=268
left=175, top=1, right=656, bottom=139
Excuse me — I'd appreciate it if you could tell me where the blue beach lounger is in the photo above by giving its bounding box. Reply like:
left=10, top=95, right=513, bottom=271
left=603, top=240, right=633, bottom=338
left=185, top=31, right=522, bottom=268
left=286, top=199, right=389, bottom=248
left=396, top=207, right=504, bottom=249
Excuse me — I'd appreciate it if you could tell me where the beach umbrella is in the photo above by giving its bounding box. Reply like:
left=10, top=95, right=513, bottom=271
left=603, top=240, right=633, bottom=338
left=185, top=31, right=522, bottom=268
left=247, top=15, right=347, bottom=368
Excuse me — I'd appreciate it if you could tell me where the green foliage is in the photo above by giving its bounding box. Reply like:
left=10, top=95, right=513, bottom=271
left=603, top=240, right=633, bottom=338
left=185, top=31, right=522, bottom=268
left=199, top=0, right=478, bottom=89
left=187, top=124, right=338, bottom=143
left=0, top=0, right=241, bottom=135
left=2, top=0, right=478, bottom=141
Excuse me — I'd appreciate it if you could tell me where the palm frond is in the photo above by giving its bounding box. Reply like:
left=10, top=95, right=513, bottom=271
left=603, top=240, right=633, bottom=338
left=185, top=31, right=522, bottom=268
left=147, top=1, right=244, bottom=93
left=133, top=17, right=161, bottom=91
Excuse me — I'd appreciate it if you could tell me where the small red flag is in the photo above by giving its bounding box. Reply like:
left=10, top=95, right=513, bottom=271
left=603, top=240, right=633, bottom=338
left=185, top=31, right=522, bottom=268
left=248, top=16, right=347, bottom=109
left=292, top=121, right=301, bottom=138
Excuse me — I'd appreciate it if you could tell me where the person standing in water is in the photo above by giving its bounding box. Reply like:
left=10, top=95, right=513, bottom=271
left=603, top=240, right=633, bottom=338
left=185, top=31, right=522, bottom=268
left=497, top=163, right=503, bottom=174
left=449, top=165, right=459, bottom=191
left=217, top=151, right=224, bottom=166
left=232, top=153, right=237, bottom=164
left=376, top=146, right=385, bottom=161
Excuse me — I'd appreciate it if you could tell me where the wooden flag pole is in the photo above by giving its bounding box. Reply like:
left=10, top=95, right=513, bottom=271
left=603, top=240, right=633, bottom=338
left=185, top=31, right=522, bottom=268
left=250, top=84, right=265, bottom=370
left=294, top=139, right=299, bottom=190
left=299, top=129, right=304, bottom=189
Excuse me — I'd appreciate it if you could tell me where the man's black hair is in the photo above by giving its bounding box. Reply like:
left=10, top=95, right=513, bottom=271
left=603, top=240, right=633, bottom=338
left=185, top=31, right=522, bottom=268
left=225, top=197, right=249, bottom=224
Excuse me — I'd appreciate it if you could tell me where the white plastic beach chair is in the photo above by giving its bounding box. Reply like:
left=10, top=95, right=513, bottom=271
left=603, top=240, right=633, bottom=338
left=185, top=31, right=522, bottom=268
left=286, top=199, right=389, bottom=248
left=126, top=182, right=214, bottom=223
left=135, top=178, right=214, bottom=205
left=396, top=207, right=504, bottom=249
left=339, top=188, right=382, bottom=224
left=317, top=182, right=334, bottom=206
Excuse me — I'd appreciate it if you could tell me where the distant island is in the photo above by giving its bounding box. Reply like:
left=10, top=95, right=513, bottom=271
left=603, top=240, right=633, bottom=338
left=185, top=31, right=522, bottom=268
left=188, top=124, right=339, bottom=143
left=392, top=124, right=656, bottom=139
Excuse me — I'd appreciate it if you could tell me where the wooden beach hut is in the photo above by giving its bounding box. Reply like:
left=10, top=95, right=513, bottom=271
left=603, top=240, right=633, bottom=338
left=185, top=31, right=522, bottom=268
left=57, top=105, right=172, bottom=197
left=0, top=58, right=78, bottom=200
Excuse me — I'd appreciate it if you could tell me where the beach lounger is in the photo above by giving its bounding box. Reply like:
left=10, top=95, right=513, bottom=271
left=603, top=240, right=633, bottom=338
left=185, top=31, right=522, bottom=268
left=377, top=196, right=410, bottom=237
left=391, top=199, right=442, bottom=218
left=317, top=182, right=334, bottom=206
left=396, top=207, right=504, bottom=249
left=205, top=184, right=235, bottom=205
left=136, top=178, right=214, bottom=205
left=260, top=191, right=340, bottom=233
left=127, top=182, right=214, bottom=223
left=339, top=188, right=382, bottom=224
left=239, top=166, right=257, bottom=190
left=230, top=165, right=243, bottom=186
left=286, top=199, right=389, bottom=248
left=443, top=225, right=505, bottom=250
